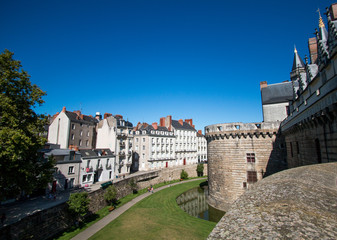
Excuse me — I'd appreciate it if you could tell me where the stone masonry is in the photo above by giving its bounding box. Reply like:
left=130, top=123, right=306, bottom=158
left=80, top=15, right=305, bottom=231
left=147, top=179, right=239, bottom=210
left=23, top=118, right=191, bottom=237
left=208, top=162, right=337, bottom=239
left=205, top=122, right=286, bottom=212
left=0, top=164, right=206, bottom=240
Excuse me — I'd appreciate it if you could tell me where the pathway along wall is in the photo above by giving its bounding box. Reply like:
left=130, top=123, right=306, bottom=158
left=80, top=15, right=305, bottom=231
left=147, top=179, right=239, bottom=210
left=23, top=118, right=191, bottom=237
left=208, top=162, right=337, bottom=239
left=0, top=164, right=206, bottom=240
left=205, top=122, right=287, bottom=212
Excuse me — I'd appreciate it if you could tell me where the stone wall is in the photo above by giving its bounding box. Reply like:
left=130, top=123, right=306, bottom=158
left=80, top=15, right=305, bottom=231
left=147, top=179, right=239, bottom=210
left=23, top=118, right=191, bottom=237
left=283, top=104, right=337, bottom=168
left=208, top=162, right=337, bottom=239
left=205, top=122, right=286, bottom=212
left=0, top=164, right=205, bottom=240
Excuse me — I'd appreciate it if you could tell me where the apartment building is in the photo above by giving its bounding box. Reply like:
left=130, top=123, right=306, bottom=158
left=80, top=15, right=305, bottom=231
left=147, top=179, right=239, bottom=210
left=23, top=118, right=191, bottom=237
left=48, top=107, right=98, bottom=149
left=133, top=122, right=175, bottom=171
left=96, top=114, right=133, bottom=178
left=79, top=149, right=115, bottom=186
left=197, top=130, right=207, bottom=163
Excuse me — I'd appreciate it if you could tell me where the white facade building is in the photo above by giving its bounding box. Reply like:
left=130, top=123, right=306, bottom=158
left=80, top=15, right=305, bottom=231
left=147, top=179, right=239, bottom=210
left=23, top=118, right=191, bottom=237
left=197, top=130, right=207, bottom=163
left=96, top=114, right=133, bottom=178
left=79, top=149, right=115, bottom=186
left=133, top=122, right=175, bottom=171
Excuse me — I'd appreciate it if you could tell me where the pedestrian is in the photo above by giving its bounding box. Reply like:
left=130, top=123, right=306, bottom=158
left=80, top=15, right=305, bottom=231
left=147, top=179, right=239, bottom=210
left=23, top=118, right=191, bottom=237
left=1, top=213, right=6, bottom=226
left=151, top=187, right=154, bottom=193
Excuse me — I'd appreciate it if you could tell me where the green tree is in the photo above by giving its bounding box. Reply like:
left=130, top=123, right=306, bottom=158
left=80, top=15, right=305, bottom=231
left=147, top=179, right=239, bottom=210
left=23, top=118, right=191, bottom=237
left=180, top=170, right=188, bottom=180
left=67, top=192, right=90, bottom=219
left=104, top=185, right=117, bottom=205
left=0, top=49, right=53, bottom=200
left=196, top=164, right=204, bottom=177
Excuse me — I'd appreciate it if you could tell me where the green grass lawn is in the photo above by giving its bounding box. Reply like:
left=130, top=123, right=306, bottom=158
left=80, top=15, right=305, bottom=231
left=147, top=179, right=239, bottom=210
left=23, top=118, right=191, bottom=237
left=89, top=179, right=216, bottom=240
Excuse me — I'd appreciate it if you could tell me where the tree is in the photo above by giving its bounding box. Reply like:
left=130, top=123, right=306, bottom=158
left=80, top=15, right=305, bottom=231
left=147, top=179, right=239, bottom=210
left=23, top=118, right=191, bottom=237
left=0, top=49, right=53, bottom=200
left=180, top=170, right=188, bottom=180
left=196, top=164, right=204, bottom=177
left=67, top=192, right=90, bottom=219
left=104, top=185, right=117, bottom=206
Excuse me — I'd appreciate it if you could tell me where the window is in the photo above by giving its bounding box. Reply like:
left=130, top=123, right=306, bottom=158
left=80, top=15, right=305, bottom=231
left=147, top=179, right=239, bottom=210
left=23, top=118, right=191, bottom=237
left=71, top=134, right=74, bottom=140
left=80, top=131, right=83, bottom=136
left=246, top=153, right=255, bottom=163
left=290, top=142, right=293, bottom=157
left=72, top=124, right=75, bottom=130
left=142, top=138, right=145, bottom=142
left=136, top=138, right=139, bottom=143
left=142, top=145, right=145, bottom=150
left=296, top=141, right=299, bottom=154
left=86, top=140, right=89, bottom=147
left=247, top=171, right=257, bottom=183
left=109, top=171, right=112, bottom=179
left=82, top=175, right=87, bottom=182
left=68, top=166, right=74, bottom=174
left=87, top=131, right=90, bottom=137
left=79, top=140, right=82, bottom=146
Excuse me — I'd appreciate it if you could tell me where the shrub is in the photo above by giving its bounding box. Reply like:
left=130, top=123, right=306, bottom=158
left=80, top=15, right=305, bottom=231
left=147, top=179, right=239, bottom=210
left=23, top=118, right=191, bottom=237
left=180, top=170, right=188, bottom=180
left=129, top=178, right=138, bottom=194
left=104, top=185, right=117, bottom=205
left=67, top=192, right=90, bottom=219
left=196, top=164, right=204, bottom=177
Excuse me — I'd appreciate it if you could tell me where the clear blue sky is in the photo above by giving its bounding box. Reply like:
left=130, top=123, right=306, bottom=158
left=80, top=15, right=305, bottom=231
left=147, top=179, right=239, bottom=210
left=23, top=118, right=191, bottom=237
left=0, top=0, right=332, bottom=131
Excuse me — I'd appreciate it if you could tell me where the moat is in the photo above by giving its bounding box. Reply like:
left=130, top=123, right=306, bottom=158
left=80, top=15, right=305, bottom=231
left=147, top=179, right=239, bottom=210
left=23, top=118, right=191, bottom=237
left=176, top=186, right=225, bottom=222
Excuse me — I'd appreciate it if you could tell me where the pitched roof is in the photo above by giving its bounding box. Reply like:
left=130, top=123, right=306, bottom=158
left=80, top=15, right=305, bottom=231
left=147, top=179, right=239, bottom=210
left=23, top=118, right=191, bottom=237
left=65, top=111, right=98, bottom=125
left=292, top=48, right=305, bottom=71
left=171, top=120, right=196, bottom=131
left=261, top=81, right=293, bottom=105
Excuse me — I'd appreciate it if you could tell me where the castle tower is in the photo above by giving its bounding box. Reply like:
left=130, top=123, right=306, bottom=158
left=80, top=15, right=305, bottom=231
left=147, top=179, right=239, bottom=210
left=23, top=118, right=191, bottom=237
left=290, top=47, right=305, bottom=98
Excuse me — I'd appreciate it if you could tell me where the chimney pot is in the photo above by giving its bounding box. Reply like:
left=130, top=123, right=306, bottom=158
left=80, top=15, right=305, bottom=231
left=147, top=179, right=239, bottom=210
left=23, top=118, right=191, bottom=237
left=152, top=122, right=158, bottom=130
left=178, top=119, right=184, bottom=125
left=260, top=81, right=268, bottom=89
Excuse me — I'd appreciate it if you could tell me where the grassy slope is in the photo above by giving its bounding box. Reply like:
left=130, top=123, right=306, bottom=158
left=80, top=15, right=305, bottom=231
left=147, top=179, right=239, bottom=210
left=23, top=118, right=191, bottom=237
left=90, top=180, right=216, bottom=240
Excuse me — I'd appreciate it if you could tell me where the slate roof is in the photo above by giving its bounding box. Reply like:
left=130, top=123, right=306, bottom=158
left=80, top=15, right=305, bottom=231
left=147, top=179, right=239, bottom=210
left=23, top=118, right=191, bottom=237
left=138, top=124, right=170, bottom=132
left=65, top=111, right=98, bottom=125
left=80, top=149, right=114, bottom=158
left=261, top=81, right=293, bottom=105
left=171, top=120, right=196, bottom=131
left=44, top=149, right=80, bottom=156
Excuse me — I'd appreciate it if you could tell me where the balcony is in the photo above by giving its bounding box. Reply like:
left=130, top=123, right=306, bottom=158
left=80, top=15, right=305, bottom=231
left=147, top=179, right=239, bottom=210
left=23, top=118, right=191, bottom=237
left=85, top=166, right=94, bottom=173
left=106, top=163, right=112, bottom=169
left=119, top=152, right=126, bottom=158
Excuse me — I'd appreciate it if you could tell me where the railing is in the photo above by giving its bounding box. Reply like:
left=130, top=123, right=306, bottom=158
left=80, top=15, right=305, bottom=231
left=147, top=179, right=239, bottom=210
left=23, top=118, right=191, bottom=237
left=106, top=163, right=112, bottom=169
left=85, top=166, right=94, bottom=172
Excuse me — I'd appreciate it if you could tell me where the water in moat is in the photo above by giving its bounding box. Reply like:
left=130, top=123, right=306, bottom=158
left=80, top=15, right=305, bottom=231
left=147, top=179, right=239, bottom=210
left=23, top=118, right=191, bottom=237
left=176, top=186, right=225, bottom=223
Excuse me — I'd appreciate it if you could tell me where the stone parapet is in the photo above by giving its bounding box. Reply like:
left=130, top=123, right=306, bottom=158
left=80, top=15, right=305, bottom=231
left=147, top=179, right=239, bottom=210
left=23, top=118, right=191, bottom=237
left=208, top=162, right=337, bottom=239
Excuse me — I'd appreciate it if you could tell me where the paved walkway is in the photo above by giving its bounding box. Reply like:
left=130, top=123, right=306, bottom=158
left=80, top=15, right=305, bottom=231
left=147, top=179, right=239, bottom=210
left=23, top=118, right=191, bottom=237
left=72, top=178, right=206, bottom=240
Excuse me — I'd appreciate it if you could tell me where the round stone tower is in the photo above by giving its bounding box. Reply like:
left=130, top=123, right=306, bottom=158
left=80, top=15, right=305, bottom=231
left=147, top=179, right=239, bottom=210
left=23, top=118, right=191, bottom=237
left=205, top=122, right=286, bottom=212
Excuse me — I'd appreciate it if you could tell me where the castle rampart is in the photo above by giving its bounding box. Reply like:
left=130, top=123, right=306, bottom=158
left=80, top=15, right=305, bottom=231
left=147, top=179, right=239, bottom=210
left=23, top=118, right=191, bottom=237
left=205, top=122, right=286, bottom=212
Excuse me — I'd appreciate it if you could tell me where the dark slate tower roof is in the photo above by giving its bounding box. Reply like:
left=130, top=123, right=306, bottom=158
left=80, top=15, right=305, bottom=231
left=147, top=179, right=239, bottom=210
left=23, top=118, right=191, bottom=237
left=292, top=48, right=305, bottom=71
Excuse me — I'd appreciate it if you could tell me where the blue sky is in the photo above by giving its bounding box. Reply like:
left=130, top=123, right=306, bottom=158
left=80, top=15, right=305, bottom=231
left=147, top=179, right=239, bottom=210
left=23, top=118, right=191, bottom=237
left=0, top=0, right=332, bottom=131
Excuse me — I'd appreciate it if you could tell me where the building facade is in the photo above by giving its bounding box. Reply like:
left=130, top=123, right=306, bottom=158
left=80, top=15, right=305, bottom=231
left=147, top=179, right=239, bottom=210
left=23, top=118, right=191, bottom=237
left=96, top=114, right=133, bottom=178
left=281, top=5, right=337, bottom=167
left=197, top=130, right=207, bottom=163
left=79, top=149, right=115, bottom=187
left=44, top=148, right=82, bottom=191
left=48, top=107, right=98, bottom=149
left=133, top=122, right=175, bottom=171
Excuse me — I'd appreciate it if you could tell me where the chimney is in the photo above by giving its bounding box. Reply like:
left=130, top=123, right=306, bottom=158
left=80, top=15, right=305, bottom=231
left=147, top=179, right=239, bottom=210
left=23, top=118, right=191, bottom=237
left=178, top=119, right=184, bottom=125
left=115, top=114, right=123, bottom=119
left=308, top=37, right=318, bottom=64
left=95, top=112, right=102, bottom=121
left=104, top=113, right=112, bottom=119
left=160, top=117, right=165, bottom=127
left=260, top=81, right=268, bottom=89
left=198, top=130, right=202, bottom=135
left=152, top=122, right=158, bottom=130
left=166, top=115, right=172, bottom=131
left=330, top=3, right=337, bottom=21
left=185, top=119, right=193, bottom=126
left=62, top=106, right=66, bottom=113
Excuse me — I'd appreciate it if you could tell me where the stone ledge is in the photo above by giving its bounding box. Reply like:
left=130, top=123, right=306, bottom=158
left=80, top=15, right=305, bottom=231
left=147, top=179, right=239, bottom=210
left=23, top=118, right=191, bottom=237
left=208, top=162, right=337, bottom=239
